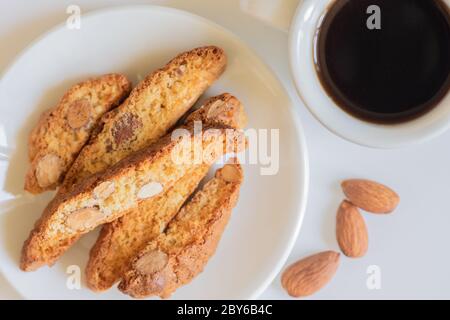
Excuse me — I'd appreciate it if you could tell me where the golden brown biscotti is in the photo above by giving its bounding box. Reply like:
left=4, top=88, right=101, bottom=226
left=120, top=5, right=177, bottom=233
left=85, top=165, right=210, bottom=291
left=85, top=93, right=247, bottom=291
left=20, top=124, right=245, bottom=271
left=118, top=162, right=243, bottom=299
left=60, top=46, right=227, bottom=193
left=24, top=74, right=131, bottom=194
left=184, top=93, right=247, bottom=129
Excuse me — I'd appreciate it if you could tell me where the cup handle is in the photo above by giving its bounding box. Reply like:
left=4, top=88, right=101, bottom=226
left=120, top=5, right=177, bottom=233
left=240, top=0, right=302, bottom=32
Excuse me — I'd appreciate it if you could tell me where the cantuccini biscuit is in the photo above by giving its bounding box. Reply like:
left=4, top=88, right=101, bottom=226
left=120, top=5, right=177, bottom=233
left=119, top=162, right=243, bottom=299
left=25, top=74, right=131, bottom=194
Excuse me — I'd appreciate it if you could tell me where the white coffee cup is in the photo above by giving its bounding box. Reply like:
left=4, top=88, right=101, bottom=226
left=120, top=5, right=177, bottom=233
left=241, top=0, right=450, bottom=148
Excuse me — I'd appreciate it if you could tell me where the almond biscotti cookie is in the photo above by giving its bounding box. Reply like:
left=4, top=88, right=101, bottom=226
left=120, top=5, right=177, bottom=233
left=60, top=46, right=227, bottom=193
left=85, top=165, right=210, bottom=291
left=85, top=93, right=247, bottom=291
left=20, top=124, right=245, bottom=271
left=24, top=74, right=131, bottom=194
left=119, top=162, right=243, bottom=299
left=184, top=93, right=247, bottom=129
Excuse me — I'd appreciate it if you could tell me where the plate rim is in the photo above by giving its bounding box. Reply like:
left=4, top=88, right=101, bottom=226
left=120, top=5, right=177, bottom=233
left=0, top=4, right=309, bottom=300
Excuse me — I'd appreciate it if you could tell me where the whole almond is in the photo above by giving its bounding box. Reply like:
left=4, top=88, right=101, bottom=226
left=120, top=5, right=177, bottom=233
left=281, top=251, right=340, bottom=297
left=336, top=200, right=368, bottom=258
left=341, top=179, right=399, bottom=213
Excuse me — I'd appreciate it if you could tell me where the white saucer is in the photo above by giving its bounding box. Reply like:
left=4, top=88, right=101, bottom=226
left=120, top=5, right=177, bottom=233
left=0, top=5, right=308, bottom=299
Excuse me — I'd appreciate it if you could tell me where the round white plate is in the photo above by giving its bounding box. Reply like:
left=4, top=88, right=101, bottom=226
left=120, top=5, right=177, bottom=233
left=0, top=5, right=308, bottom=299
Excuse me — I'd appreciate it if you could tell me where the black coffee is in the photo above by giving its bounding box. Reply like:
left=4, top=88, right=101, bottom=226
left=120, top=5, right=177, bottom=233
left=315, top=0, right=450, bottom=124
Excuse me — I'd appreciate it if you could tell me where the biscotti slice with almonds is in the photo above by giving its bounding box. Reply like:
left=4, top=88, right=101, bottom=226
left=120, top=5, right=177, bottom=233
left=85, top=164, right=210, bottom=291
left=24, top=74, right=131, bottom=194
left=118, top=162, right=243, bottom=299
left=60, top=46, right=227, bottom=193
left=85, top=93, right=247, bottom=291
left=20, top=124, right=245, bottom=271
left=184, top=93, right=247, bottom=129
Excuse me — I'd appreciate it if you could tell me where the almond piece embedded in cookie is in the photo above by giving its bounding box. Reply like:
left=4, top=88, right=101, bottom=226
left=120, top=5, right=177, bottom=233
left=112, top=112, right=143, bottom=146
left=175, top=65, right=187, bottom=76
left=207, top=100, right=229, bottom=119
left=336, top=200, right=368, bottom=258
left=93, top=181, right=115, bottom=200
left=66, top=207, right=105, bottom=231
left=137, top=182, right=163, bottom=199
left=35, top=154, right=64, bottom=188
left=206, top=99, right=247, bottom=128
left=135, top=250, right=169, bottom=275
left=341, top=179, right=399, bottom=213
left=66, top=99, right=92, bottom=129
left=217, top=163, right=242, bottom=183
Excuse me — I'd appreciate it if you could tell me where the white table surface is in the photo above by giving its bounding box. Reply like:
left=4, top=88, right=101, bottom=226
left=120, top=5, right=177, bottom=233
left=1, top=0, right=450, bottom=300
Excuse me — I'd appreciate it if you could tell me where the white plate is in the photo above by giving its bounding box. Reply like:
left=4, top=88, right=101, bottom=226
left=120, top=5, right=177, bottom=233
left=0, top=5, right=308, bottom=299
